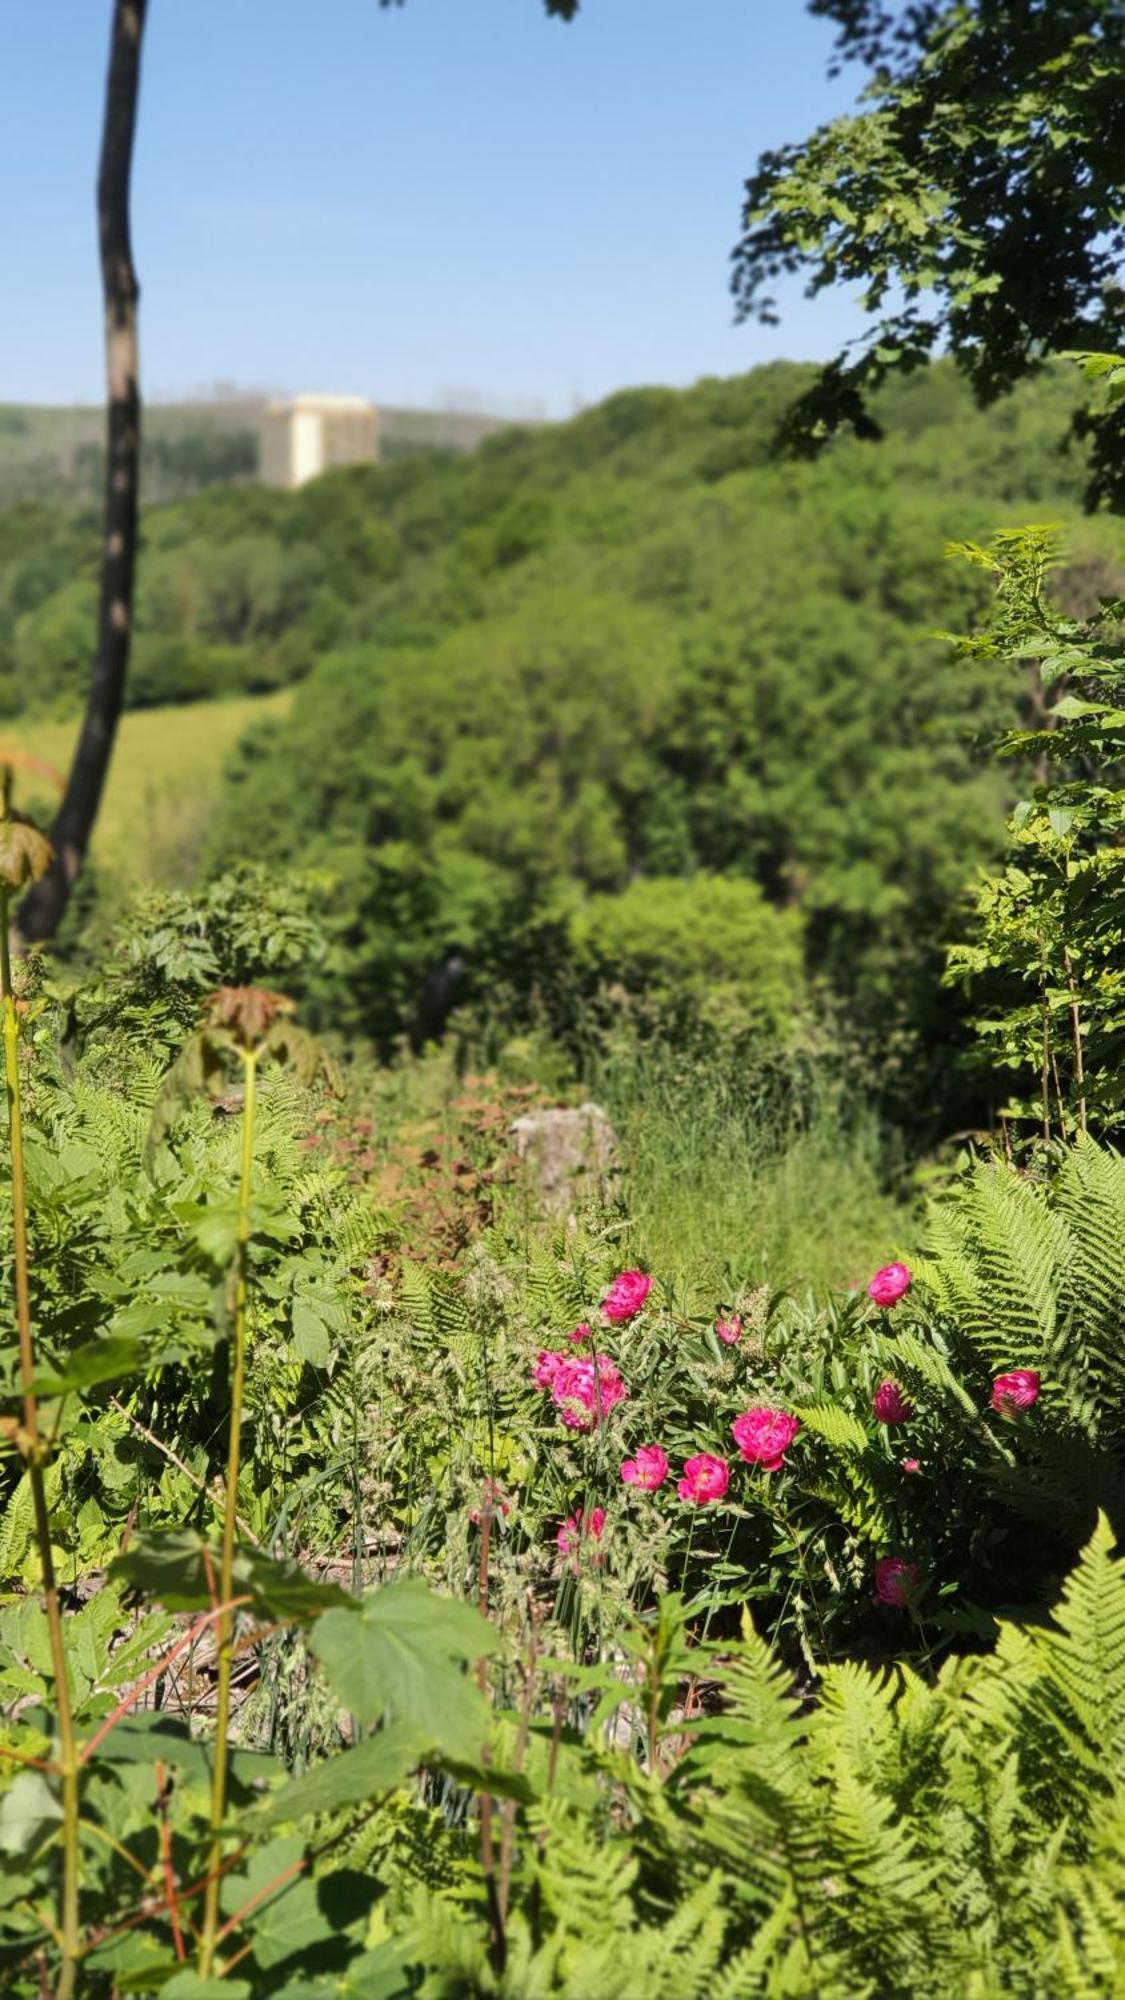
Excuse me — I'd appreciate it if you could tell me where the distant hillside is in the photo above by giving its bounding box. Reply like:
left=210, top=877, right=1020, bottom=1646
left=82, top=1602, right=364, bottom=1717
left=0, top=396, right=527, bottom=507
left=3, top=356, right=1115, bottom=1116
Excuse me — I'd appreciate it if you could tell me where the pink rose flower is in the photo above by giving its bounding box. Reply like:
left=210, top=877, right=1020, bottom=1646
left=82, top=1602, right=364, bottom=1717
left=874, top=1556, right=921, bottom=1608
left=872, top=1380, right=914, bottom=1425
left=547, top=1353, right=628, bottom=1430
left=567, top=1321, right=593, bottom=1344
left=602, top=1270, right=653, bottom=1322
left=677, top=1453, right=730, bottom=1504
left=731, top=1406, right=801, bottom=1472
left=715, top=1313, right=742, bottom=1346
left=868, top=1262, right=912, bottom=1307
left=621, top=1444, right=670, bottom=1491
left=991, top=1368, right=1041, bottom=1416
left=556, top=1506, right=606, bottom=1557
left=533, top=1350, right=566, bottom=1391
left=901, top=1458, right=922, bottom=1475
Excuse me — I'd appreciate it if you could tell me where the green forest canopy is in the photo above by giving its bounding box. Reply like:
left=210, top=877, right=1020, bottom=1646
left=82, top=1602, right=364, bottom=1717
left=3, top=358, right=1121, bottom=1116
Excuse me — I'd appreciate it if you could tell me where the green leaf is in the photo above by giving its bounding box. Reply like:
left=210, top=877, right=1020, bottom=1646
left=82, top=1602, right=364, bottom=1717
left=110, top=1530, right=354, bottom=1620
left=292, top=1297, right=332, bottom=1369
left=275, top=1942, right=410, bottom=1999
left=159, top=1977, right=252, bottom=2000
left=311, top=1579, right=497, bottom=1759
left=1052, top=695, right=1109, bottom=720
left=439, top=1754, right=537, bottom=1804
left=258, top=1720, right=427, bottom=1827
left=95, top=1712, right=211, bottom=1783
left=33, top=1333, right=148, bottom=1395
left=221, top=1863, right=381, bottom=1972
left=220, top=1833, right=306, bottom=1922
left=250, top=1880, right=334, bottom=1968
left=0, top=1770, right=63, bottom=1855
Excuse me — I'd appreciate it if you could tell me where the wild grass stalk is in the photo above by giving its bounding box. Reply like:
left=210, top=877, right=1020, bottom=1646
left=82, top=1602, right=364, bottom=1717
left=590, top=1047, right=915, bottom=1295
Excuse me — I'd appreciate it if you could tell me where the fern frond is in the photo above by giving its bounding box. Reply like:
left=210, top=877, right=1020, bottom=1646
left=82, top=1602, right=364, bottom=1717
left=793, top=1403, right=869, bottom=1454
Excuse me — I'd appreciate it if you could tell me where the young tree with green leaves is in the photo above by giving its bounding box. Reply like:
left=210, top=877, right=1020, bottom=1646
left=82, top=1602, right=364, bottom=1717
left=943, top=388, right=1125, bottom=1140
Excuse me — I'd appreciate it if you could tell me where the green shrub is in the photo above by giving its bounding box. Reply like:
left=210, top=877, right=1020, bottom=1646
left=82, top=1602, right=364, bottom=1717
left=571, top=872, right=805, bottom=1042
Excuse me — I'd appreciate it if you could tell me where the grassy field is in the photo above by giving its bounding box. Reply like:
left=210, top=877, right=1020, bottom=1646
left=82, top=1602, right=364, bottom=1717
left=19, top=689, right=292, bottom=887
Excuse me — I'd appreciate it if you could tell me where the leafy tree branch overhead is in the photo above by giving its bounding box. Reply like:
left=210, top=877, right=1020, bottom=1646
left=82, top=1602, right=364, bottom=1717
left=734, top=0, right=1125, bottom=501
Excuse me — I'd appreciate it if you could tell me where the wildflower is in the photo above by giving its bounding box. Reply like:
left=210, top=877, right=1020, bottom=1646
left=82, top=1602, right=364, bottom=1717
left=533, top=1350, right=566, bottom=1392
left=557, top=1506, right=606, bottom=1556
left=874, top=1556, right=921, bottom=1608
left=872, top=1380, right=914, bottom=1425
left=621, top=1444, right=669, bottom=1491
left=731, top=1406, right=800, bottom=1472
left=602, top=1270, right=653, bottom=1322
left=901, top=1458, right=922, bottom=1475
left=549, top=1353, right=628, bottom=1430
left=868, top=1262, right=912, bottom=1307
left=715, top=1313, right=742, bottom=1346
left=991, top=1368, right=1041, bottom=1416
left=567, top=1321, right=593, bottom=1344
left=677, top=1453, right=730, bottom=1504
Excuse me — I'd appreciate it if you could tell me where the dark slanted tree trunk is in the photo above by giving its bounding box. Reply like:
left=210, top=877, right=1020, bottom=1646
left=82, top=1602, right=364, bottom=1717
left=19, top=0, right=148, bottom=943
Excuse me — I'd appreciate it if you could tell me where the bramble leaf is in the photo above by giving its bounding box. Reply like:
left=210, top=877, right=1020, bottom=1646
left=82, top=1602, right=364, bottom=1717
left=311, top=1579, right=497, bottom=1759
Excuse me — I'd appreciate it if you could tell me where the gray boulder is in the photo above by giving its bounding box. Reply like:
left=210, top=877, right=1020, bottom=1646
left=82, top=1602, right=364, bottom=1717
left=510, top=1101, right=620, bottom=1216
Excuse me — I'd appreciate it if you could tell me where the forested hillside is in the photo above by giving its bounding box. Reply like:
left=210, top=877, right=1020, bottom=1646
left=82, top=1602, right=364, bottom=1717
left=3, top=358, right=1115, bottom=1120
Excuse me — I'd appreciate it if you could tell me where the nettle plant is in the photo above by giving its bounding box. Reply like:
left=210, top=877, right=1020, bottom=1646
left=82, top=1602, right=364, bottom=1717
left=0, top=773, right=496, bottom=1998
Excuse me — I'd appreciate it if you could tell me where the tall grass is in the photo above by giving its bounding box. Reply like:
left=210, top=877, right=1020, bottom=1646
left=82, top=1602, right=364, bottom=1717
left=384, top=1033, right=918, bottom=1299
left=589, top=1048, right=916, bottom=1301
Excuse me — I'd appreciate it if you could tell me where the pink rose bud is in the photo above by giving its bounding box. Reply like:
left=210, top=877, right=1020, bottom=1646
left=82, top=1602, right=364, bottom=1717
left=868, top=1262, right=912, bottom=1307
left=676, top=1453, right=730, bottom=1504
left=872, top=1380, right=914, bottom=1425
left=602, top=1270, right=653, bottom=1322
left=901, top=1458, right=922, bottom=1474
left=621, top=1444, right=670, bottom=1491
left=874, top=1556, right=921, bottom=1607
left=715, top=1313, right=742, bottom=1346
left=991, top=1368, right=1041, bottom=1416
left=731, top=1405, right=801, bottom=1472
left=567, top=1321, right=593, bottom=1344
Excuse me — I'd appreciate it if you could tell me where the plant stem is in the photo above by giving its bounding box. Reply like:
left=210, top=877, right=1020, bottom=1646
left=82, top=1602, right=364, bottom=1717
left=198, top=1047, right=258, bottom=1978
left=0, top=889, right=81, bottom=2000
left=1064, top=947, right=1087, bottom=1136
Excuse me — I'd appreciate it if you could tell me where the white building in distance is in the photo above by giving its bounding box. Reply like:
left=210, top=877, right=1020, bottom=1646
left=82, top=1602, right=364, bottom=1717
left=259, top=393, right=378, bottom=488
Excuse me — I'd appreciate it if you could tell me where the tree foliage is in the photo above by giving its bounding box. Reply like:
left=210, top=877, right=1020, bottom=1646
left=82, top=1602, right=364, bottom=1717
left=735, top=1, right=1125, bottom=501
left=176, top=359, right=1105, bottom=1110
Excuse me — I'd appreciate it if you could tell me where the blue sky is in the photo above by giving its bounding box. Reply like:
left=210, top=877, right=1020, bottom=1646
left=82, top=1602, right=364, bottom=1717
left=3, top=0, right=864, bottom=414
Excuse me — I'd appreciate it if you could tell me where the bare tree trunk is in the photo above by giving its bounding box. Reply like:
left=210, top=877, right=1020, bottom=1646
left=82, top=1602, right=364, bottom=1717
left=19, top=0, right=148, bottom=943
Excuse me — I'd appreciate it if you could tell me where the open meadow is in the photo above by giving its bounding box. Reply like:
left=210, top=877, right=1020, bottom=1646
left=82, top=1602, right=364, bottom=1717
left=19, top=691, right=293, bottom=886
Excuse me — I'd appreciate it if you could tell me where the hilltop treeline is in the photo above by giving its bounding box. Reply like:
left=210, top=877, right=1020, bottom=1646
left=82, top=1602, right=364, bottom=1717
left=5, top=360, right=1118, bottom=1123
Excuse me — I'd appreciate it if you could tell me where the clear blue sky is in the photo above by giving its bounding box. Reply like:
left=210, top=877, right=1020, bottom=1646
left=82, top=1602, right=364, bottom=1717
left=3, top=0, right=863, bottom=415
